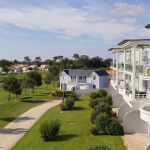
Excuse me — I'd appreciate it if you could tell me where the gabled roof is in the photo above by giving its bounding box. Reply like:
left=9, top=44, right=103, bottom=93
left=63, top=70, right=109, bottom=76
left=118, top=39, right=150, bottom=46
left=108, top=48, right=122, bottom=51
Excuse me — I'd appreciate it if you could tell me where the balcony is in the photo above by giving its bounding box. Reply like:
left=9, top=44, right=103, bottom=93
left=126, top=89, right=148, bottom=100
left=125, top=64, right=132, bottom=72
left=110, top=61, right=116, bottom=68
left=118, top=63, right=124, bottom=70
left=141, top=100, right=150, bottom=111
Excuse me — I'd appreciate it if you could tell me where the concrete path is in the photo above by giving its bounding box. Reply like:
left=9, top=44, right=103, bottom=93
left=0, top=100, right=62, bottom=150
left=124, top=133, right=150, bottom=150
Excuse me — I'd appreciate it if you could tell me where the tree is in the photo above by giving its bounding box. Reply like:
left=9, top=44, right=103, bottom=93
left=2, top=66, right=10, bottom=73
left=0, top=59, right=10, bottom=67
left=20, top=68, right=23, bottom=73
left=14, top=59, right=18, bottom=64
left=13, top=83, right=22, bottom=99
left=26, top=70, right=42, bottom=94
left=48, top=65, right=59, bottom=88
left=35, top=56, right=42, bottom=67
left=44, top=73, right=52, bottom=89
left=44, top=59, right=53, bottom=66
left=73, top=54, right=79, bottom=67
left=21, top=77, right=29, bottom=95
left=24, top=56, right=31, bottom=64
left=2, top=76, right=20, bottom=101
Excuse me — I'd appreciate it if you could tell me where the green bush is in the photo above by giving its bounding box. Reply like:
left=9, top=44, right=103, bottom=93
left=40, top=119, right=61, bottom=141
left=105, top=118, right=124, bottom=135
left=69, top=92, right=77, bottom=101
left=60, top=103, right=67, bottom=111
left=89, top=127, right=98, bottom=135
left=90, top=102, right=112, bottom=123
left=95, top=113, right=109, bottom=133
left=105, top=95, right=113, bottom=106
left=98, top=89, right=107, bottom=97
left=65, top=97, right=75, bottom=110
left=90, top=92, right=99, bottom=99
left=89, top=146, right=111, bottom=150
left=89, top=98, right=105, bottom=108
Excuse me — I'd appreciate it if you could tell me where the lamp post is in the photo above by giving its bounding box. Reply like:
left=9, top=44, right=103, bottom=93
left=62, top=83, right=65, bottom=103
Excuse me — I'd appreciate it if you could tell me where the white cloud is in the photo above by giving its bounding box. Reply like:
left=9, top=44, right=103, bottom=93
left=0, top=6, right=147, bottom=41
left=110, top=2, right=147, bottom=16
left=57, top=35, right=73, bottom=40
left=3, top=31, right=29, bottom=36
left=82, top=6, right=100, bottom=11
left=42, top=35, right=49, bottom=38
left=81, top=40, right=85, bottom=42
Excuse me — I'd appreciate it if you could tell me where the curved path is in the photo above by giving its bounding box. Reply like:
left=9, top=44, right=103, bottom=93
left=0, top=100, right=62, bottom=150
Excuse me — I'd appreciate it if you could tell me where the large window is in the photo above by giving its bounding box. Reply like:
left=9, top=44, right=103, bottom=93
left=71, top=76, right=76, bottom=82
left=78, top=76, right=86, bottom=83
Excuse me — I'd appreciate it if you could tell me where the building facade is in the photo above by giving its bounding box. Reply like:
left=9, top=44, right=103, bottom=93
left=60, top=69, right=109, bottom=91
left=109, top=39, right=150, bottom=137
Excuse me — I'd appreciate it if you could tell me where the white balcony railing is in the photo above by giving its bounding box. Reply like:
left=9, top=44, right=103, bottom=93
left=141, top=101, right=150, bottom=111
left=70, top=79, right=87, bottom=83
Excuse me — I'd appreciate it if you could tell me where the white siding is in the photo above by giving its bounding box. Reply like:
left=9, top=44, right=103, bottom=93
left=99, top=76, right=109, bottom=88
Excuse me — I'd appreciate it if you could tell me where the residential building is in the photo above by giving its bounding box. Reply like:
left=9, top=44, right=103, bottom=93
left=145, top=24, right=150, bottom=29
left=109, top=39, right=150, bottom=137
left=38, top=65, right=49, bottom=71
left=60, top=69, right=109, bottom=91
left=29, top=65, right=39, bottom=71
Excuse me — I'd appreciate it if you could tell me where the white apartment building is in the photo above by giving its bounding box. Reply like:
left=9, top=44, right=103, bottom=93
left=109, top=39, right=150, bottom=142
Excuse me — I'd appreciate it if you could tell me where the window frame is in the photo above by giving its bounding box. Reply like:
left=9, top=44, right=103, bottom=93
left=93, top=76, right=96, bottom=80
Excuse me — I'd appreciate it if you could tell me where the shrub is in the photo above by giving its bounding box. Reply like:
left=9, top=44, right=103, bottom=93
left=60, top=103, right=67, bottom=111
left=89, top=127, right=98, bottom=135
left=69, top=92, right=77, bottom=101
left=89, top=98, right=105, bottom=108
left=105, top=118, right=124, bottom=135
left=65, top=97, right=75, bottom=110
left=40, top=119, right=61, bottom=141
left=90, top=92, right=99, bottom=99
left=95, top=113, right=109, bottom=133
left=90, top=102, right=112, bottom=123
left=55, top=89, right=63, bottom=96
left=89, top=146, right=111, bottom=150
left=105, top=95, right=113, bottom=106
left=112, top=111, right=117, bottom=118
left=98, top=89, right=107, bottom=97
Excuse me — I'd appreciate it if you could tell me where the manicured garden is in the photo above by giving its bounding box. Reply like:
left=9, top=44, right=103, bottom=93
left=12, top=95, right=126, bottom=150
left=0, top=71, right=61, bottom=130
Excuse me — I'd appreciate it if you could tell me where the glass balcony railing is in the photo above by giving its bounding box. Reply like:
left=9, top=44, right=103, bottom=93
left=118, top=63, right=124, bottom=70
left=139, top=65, right=150, bottom=76
left=110, top=62, right=116, bottom=68
left=125, top=64, right=133, bottom=72
left=141, top=100, right=150, bottom=111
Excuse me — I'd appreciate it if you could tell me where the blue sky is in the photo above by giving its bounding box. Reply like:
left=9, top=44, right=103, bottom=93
left=0, top=0, right=150, bottom=61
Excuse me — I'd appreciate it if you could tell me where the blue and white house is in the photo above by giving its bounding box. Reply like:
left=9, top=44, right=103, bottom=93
left=60, top=69, right=109, bottom=91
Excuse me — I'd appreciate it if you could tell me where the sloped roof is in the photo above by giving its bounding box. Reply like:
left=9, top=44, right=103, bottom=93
left=106, top=70, right=116, bottom=75
left=63, top=70, right=109, bottom=76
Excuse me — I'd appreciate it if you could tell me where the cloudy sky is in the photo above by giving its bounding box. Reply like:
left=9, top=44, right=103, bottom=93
left=0, top=0, right=150, bottom=61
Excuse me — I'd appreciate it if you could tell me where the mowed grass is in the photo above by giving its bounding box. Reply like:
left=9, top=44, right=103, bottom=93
left=12, top=95, right=126, bottom=150
left=0, top=72, right=61, bottom=130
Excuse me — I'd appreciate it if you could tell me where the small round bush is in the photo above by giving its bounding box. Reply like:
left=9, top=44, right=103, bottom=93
left=105, top=95, right=113, bottom=106
left=89, top=98, right=105, bottom=108
left=69, top=92, right=77, bottom=101
left=105, top=118, right=124, bottom=135
left=90, top=102, right=112, bottom=124
left=89, top=127, right=98, bottom=135
left=65, top=97, right=74, bottom=110
left=98, top=89, right=107, bottom=97
left=95, top=113, right=110, bottom=133
left=60, top=103, right=67, bottom=111
left=90, top=92, right=99, bottom=99
left=89, top=146, right=111, bottom=150
left=40, top=119, right=61, bottom=141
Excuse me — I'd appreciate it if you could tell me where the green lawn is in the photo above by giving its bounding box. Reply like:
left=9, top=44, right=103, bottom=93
left=12, top=95, right=126, bottom=150
left=0, top=71, right=61, bottom=130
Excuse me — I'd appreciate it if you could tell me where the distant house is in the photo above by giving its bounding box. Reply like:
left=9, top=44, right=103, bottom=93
left=106, top=70, right=116, bottom=81
left=60, top=69, right=109, bottom=91
left=39, top=65, right=49, bottom=71
left=29, top=65, right=39, bottom=71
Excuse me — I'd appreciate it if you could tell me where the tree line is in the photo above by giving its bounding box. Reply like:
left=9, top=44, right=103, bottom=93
left=0, top=54, right=112, bottom=70
left=2, top=65, right=59, bottom=101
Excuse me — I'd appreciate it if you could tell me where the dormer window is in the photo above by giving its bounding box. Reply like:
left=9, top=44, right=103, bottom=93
left=63, top=75, right=65, bottom=79
left=93, top=76, right=96, bottom=80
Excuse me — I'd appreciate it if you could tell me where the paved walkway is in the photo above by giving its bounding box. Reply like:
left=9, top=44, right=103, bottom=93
left=0, top=100, right=62, bottom=150
left=124, top=133, right=150, bottom=150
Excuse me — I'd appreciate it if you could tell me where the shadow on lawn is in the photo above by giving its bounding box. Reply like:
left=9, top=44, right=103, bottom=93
left=0, top=117, right=16, bottom=122
left=53, top=134, right=79, bottom=141
left=21, top=97, right=33, bottom=100
left=73, top=107, right=86, bottom=111
left=21, top=100, right=47, bottom=103
left=0, top=128, right=28, bottom=135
